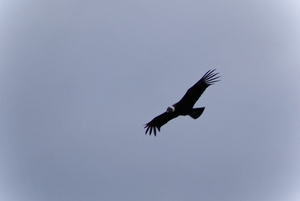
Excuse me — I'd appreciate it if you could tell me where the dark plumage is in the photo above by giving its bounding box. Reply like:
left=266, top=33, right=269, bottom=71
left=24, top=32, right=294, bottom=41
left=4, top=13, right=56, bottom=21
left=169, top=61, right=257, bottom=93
left=144, top=69, right=220, bottom=136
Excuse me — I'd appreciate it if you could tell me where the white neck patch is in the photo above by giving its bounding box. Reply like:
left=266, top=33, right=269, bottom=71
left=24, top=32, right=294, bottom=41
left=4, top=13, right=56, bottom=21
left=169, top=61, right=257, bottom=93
left=167, top=106, right=175, bottom=112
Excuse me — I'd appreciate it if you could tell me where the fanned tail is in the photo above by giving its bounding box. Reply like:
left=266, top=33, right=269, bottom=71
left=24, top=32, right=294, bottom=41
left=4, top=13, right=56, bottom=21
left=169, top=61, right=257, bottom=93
left=189, top=107, right=205, bottom=119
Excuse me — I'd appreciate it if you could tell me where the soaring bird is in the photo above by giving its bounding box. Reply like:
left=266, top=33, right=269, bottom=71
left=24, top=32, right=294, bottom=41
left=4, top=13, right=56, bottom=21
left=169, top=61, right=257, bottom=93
left=144, top=69, right=220, bottom=136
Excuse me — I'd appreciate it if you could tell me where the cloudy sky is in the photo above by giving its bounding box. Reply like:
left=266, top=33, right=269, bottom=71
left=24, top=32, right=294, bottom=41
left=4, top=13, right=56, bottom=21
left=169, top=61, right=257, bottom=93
left=1, top=1, right=300, bottom=201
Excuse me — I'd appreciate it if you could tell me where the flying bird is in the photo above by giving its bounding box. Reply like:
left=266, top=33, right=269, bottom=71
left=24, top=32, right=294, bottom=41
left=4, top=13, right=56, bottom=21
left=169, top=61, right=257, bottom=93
left=144, top=69, right=220, bottom=136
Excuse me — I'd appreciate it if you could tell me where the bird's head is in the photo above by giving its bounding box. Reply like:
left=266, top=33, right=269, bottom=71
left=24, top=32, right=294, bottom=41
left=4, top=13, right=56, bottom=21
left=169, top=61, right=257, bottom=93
left=166, top=106, right=175, bottom=113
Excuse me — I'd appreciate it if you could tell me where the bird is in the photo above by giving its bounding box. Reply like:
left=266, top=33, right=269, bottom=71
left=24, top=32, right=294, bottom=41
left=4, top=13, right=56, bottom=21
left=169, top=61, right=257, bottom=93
left=144, top=69, right=220, bottom=136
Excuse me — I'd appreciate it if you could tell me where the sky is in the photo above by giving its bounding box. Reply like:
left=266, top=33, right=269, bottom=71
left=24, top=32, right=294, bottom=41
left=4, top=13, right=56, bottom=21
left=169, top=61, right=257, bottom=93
left=1, top=1, right=300, bottom=201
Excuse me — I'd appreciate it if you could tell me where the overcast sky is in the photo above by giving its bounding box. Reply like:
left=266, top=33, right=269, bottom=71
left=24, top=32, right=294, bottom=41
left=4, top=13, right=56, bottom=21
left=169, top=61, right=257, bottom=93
left=1, top=1, right=300, bottom=201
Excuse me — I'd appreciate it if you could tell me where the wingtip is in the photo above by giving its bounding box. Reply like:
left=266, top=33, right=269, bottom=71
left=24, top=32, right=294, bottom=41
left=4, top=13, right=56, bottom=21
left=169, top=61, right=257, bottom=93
left=202, top=69, right=220, bottom=85
left=144, top=123, right=160, bottom=136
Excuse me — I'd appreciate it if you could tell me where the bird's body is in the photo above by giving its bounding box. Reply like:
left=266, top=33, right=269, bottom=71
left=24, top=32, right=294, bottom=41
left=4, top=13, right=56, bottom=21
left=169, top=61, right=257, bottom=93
left=144, top=69, right=220, bottom=136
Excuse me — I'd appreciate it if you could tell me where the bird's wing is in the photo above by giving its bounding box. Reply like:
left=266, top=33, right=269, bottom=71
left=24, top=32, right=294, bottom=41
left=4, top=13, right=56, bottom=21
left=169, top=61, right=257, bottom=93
left=144, top=112, right=179, bottom=136
left=178, top=69, right=220, bottom=107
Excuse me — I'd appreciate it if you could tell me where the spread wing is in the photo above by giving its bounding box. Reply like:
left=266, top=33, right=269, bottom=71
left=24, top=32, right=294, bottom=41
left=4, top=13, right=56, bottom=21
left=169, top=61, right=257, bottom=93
left=144, top=112, right=179, bottom=136
left=178, top=69, right=220, bottom=107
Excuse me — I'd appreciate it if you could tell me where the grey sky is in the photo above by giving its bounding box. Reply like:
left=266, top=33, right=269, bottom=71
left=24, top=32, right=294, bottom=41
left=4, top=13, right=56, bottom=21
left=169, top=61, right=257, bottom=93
left=1, top=1, right=300, bottom=201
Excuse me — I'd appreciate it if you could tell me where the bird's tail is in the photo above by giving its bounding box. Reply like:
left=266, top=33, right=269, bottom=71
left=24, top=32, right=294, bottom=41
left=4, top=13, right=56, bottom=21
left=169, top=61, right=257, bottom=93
left=189, top=107, right=205, bottom=119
